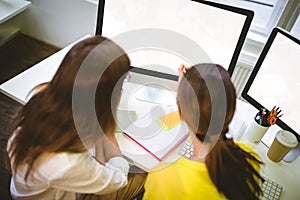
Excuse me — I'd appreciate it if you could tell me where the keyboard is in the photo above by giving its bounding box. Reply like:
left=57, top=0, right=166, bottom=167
left=260, top=177, right=283, bottom=200
left=178, top=139, right=193, bottom=158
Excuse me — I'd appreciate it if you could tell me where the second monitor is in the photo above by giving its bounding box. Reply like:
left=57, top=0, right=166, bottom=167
left=242, top=27, right=300, bottom=162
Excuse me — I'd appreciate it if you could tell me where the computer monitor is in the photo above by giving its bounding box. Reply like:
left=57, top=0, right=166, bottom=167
left=242, top=27, right=300, bottom=141
left=96, top=0, right=253, bottom=77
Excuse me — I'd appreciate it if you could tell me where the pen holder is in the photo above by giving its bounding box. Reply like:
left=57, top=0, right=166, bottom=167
left=246, top=120, right=270, bottom=143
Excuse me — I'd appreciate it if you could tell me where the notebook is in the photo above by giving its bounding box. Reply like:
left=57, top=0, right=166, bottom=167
left=123, top=106, right=189, bottom=161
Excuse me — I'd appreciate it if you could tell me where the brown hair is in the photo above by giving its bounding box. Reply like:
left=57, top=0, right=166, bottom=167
left=8, top=36, right=131, bottom=180
left=177, top=64, right=263, bottom=200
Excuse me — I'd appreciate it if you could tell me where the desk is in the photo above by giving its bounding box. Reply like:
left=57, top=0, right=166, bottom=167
left=0, top=0, right=31, bottom=45
left=0, top=36, right=299, bottom=199
left=0, top=0, right=30, bottom=23
left=0, top=34, right=92, bottom=104
left=231, top=100, right=300, bottom=200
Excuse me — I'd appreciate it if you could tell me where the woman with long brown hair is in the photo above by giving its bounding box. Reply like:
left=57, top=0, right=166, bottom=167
left=7, top=36, right=145, bottom=200
left=143, top=63, right=264, bottom=200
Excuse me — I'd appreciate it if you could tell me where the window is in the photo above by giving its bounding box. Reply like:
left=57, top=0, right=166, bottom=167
left=205, top=0, right=288, bottom=37
left=291, top=14, right=300, bottom=38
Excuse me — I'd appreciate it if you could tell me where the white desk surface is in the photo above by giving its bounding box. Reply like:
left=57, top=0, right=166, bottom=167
left=0, top=0, right=31, bottom=23
left=0, top=34, right=92, bottom=104
left=231, top=100, right=300, bottom=200
left=0, top=35, right=299, bottom=199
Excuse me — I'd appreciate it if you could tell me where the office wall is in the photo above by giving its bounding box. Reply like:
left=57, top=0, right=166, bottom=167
left=4, top=0, right=98, bottom=47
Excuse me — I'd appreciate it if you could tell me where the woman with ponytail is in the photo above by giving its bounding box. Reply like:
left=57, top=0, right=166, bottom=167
left=143, top=63, right=264, bottom=200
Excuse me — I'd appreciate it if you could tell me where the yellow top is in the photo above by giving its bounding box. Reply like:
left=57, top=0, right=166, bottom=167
left=143, top=142, right=259, bottom=200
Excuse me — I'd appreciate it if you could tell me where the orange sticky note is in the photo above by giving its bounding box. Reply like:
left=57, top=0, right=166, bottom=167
left=157, top=111, right=182, bottom=131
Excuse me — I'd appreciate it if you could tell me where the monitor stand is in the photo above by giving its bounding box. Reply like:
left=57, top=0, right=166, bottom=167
left=135, top=85, right=177, bottom=106
left=282, top=143, right=300, bottom=163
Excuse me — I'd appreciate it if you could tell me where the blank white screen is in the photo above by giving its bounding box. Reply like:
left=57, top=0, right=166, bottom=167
left=248, top=32, right=300, bottom=135
left=102, top=0, right=246, bottom=75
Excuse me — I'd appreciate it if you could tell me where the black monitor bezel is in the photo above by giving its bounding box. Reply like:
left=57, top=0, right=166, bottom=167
left=95, top=0, right=253, bottom=78
left=242, top=27, right=300, bottom=140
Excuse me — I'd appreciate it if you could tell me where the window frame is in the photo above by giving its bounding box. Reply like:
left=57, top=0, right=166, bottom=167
left=236, top=0, right=299, bottom=67
left=250, top=0, right=288, bottom=36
